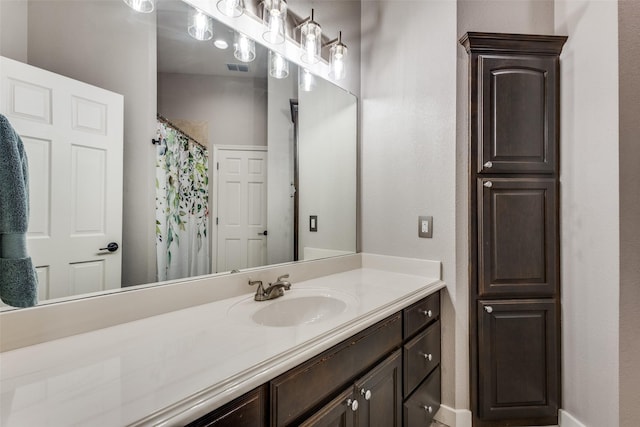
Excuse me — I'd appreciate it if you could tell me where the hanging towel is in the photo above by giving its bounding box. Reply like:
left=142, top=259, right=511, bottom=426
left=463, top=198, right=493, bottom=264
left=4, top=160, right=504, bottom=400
left=0, top=114, right=37, bottom=308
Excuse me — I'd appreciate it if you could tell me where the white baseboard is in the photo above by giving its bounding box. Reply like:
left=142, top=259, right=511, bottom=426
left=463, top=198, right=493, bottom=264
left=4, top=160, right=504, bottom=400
left=435, top=404, right=473, bottom=427
left=559, top=410, right=587, bottom=427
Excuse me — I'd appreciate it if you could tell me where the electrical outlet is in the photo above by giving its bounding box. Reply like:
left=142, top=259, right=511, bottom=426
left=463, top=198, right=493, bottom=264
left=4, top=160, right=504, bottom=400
left=418, top=216, right=433, bottom=238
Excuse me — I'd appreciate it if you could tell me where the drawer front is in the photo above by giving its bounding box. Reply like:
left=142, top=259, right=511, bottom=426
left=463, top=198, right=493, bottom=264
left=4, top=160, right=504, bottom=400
left=271, top=313, right=402, bottom=427
left=403, top=292, right=440, bottom=339
left=186, top=385, right=267, bottom=427
left=403, top=320, right=441, bottom=397
left=403, top=367, right=441, bottom=427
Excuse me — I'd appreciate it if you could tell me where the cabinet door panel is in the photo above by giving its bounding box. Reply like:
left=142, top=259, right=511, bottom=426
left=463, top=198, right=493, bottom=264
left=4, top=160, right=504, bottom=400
left=478, top=300, right=559, bottom=420
left=478, top=55, right=557, bottom=174
left=403, top=367, right=441, bottom=427
left=186, top=385, right=267, bottom=427
left=478, top=178, right=557, bottom=297
left=299, top=388, right=356, bottom=427
left=355, top=350, right=402, bottom=427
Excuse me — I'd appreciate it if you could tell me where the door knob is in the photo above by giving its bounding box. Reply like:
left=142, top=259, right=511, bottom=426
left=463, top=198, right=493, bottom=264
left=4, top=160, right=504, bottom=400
left=423, top=405, right=433, bottom=414
left=360, top=388, right=372, bottom=400
left=484, top=161, right=493, bottom=168
left=419, top=309, right=432, bottom=318
left=419, top=352, right=433, bottom=361
left=484, top=306, right=493, bottom=313
left=99, top=242, right=119, bottom=253
left=483, top=181, right=493, bottom=188
left=258, top=230, right=268, bottom=236
left=346, top=398, right=358, bottom=411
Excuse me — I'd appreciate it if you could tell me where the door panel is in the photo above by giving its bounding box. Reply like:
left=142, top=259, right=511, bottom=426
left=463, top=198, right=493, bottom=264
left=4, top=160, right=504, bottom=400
left=299, top=387, right=356, bottom=427
left=478, top=55, right=557, bottom=174
left=477, top=299, right=559, bottom=420
left=478, top=178, right=557, bottom=297
left=216, top=147, right=268, bottom=272
left=1, top=56, right=123, bottom=301
left=355, top=350, right=402, bottom=427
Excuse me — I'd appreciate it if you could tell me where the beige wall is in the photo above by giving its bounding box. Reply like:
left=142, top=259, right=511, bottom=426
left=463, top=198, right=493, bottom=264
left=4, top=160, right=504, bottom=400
left=618, top=1, right=640, bottom=426
left=0, top=0, right=28, bottom=62
left=555, top=1, right=620, bottom=426
left=26, top=0, right=158, bottom=287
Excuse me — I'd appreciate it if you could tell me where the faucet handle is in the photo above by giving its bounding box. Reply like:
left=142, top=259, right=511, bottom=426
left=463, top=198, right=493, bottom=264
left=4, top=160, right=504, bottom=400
left=248, top=278, right=262, bottom=287
left=277, top=274, right=290, bottom=282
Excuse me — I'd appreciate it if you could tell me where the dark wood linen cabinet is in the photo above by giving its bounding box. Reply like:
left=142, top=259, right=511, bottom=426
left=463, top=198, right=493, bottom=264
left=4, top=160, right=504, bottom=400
left=460, top=32, right=566, bottom=427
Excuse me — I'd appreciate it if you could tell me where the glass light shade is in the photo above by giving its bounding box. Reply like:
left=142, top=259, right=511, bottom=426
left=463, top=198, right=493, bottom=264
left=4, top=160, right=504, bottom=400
left=299, top=68, right=316, bottom=92
left=234, top=33, right=256, bottom=63
left=329, top=42, right=348, bottom=81
left=123, top=0, right=154, bottom=13
left=188, top=8, right=213, bottom=41
left=262, top=0, right=287, bottom=45
left=300, top=20, right=321, bottom=64
left=216, top=0, right=243, bottom=18
left=269, top=51, right=289, bottom=79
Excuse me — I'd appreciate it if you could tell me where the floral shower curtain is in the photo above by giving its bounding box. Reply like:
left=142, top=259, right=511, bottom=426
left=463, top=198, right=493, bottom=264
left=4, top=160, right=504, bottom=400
left=155, top=120, right=210, bottom=281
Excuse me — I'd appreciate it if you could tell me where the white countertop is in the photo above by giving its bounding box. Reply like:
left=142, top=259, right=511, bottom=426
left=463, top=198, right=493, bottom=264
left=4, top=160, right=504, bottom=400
left=0, top=264, right=444, bottom=426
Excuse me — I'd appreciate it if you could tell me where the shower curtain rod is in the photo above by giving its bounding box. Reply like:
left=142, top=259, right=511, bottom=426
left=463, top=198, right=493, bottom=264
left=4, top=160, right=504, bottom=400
left=155, top=114, right=207, bottom=151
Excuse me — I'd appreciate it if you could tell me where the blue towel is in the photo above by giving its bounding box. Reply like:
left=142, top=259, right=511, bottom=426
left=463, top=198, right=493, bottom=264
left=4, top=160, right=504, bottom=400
left=0, top=114, right=38, bottom=308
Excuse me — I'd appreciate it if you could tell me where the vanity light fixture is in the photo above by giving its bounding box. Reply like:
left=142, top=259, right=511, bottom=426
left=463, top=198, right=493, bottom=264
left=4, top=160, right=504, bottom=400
left=122, top=0, right=154, bottom=13
left=188, top=7, right=214, bottom=41
left=234, top=32, right=256, bottom=62
left=262, top=0, right=287, bottom=45
left=298, top=9, right=321, bottom=64
left=327, top=31, right=348, bottom=81
left=269, top=50, right=289, bottom=79
left=299, top=68, right=316, bottom=92
left=217, top=0, right=243, bottom=18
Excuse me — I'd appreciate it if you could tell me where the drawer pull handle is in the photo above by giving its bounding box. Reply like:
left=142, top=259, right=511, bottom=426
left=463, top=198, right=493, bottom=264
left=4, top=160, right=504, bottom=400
left=484, top=181, right=493, bottom=188
left=484, top=306, right=493, bottom=313
left=419, top=309, right=432, bottom=318
left=346, top=398, right=359, bottom=411
left=484, top=161, right=493, bottom=168
left=419, top=352, right=433, bottom=361
left=360, top=388, right=372, bottom=400
left=423, top=405, right=433, bottom=414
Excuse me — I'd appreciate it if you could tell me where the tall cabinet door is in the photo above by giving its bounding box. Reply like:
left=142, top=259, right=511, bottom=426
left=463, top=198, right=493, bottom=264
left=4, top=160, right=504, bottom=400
left=478, top=178, right=557, bottom=297
left=477, top=300, right=559, bottom=420
left=478, top=55, right=558, bottom=174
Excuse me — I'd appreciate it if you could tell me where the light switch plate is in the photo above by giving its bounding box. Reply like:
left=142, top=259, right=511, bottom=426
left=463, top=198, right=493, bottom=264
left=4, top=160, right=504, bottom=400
left=310, top=215, right=318, bottom=232
left=418, top=216, right=433, bottom=238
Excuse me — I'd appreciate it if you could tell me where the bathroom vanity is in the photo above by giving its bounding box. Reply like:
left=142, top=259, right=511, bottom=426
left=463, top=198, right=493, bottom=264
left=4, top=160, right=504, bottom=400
left=0, top=255, right=444, bottom=427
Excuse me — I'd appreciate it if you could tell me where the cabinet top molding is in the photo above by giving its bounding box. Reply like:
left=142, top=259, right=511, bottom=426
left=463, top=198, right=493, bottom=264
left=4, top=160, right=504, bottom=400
left=459, top=32, right=568, bottom=55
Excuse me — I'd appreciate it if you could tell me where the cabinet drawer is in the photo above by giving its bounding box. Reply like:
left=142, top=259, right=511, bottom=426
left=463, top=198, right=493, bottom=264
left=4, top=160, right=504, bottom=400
left=186, top=385, right=267, bottom=427
left=403, top=367, right=441, bottom=427
left=270, top=313, right=402, bottom=427
left=403, top=320, right=440, bottom=397
left=403, top=292, right=440, bottom=339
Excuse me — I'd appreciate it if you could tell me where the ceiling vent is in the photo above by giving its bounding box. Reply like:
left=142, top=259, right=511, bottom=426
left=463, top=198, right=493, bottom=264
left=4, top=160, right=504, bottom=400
left=226, top=63, right=250, bottom=72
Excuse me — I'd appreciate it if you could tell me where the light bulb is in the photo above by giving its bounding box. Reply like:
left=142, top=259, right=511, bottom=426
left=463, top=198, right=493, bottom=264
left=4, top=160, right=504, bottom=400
left=329, top=42, right=347, bottom=80
left=123, top=0, right=154, bottom=13
left=234, top=33, right=256, bottom=63
left=300, top=18, right=321, bottom=64
left=216, top=0, right=243, bottom=18
left=262, top=0, right=287, bottom=45
left=188, top=8, right=213, bottom=41
left=269, top=51, right=289, bottom=79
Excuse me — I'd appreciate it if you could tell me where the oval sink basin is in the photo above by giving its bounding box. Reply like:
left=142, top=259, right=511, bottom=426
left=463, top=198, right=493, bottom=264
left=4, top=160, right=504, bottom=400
left=227, top=288, right=357, bottom=327
left=252, top=296, right=346, bottom=327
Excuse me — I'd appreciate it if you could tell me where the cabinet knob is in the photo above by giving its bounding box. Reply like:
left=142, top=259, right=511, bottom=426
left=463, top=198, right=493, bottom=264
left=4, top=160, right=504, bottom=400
left=484, top=306, right=493, bottom=313
left=419, top=352, right=433, bottom=361
left=484, top=161, right=493, bottom=168
left=346, top=398, right=358, bottom=411
left=423, top=405, right=433, bottom=414
left=360, top=388, right=372, bottom=400
left=483, top=181, right=493, bottom=188
left=419, top=309, right=432, bottom=318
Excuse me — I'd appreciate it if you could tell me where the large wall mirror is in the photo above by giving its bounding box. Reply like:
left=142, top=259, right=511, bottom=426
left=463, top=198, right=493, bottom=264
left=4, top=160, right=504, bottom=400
left=0, top=0, right=357, bottom=310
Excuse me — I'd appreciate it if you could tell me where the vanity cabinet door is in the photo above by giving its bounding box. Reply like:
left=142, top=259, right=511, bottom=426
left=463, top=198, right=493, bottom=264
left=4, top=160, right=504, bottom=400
left=186, top=385, right=267, bottom=427
left=477, top=54, right=558, bottom=174
left=299, top=388, right=357, bottom=427
left=477, top=299, right=559, bottom=421
left=478, top=178, right=558, bottom=297
left=354, top=350, right=402, bottom=427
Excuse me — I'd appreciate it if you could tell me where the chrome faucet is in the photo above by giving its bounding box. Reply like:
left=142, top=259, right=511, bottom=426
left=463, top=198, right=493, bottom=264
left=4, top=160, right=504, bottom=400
left=249, top=274, right=292, bottom=301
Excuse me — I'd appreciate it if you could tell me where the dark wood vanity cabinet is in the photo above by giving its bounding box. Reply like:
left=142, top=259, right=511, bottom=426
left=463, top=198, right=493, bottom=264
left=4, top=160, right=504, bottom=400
left=461, top=33, right=566, bottom=427
left=188, top=291, right=442, bottom=427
